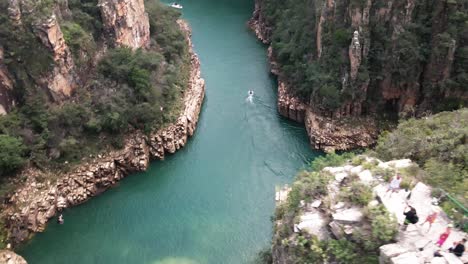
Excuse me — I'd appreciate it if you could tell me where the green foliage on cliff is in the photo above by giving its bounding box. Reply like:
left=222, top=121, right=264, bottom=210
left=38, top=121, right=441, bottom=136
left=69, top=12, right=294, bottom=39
left=0, top=0, right=190, bottom=177
left=257, top=0, right=468, bottom=113
left=0, top=135, right=26, bottom=176
left=375, top=109, right=467, bottom=201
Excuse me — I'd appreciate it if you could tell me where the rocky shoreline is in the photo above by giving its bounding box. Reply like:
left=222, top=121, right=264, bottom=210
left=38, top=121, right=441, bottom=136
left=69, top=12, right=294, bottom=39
left=1, top=20, right=205, bottom=246
left=248, top=3, right=378, bottom=152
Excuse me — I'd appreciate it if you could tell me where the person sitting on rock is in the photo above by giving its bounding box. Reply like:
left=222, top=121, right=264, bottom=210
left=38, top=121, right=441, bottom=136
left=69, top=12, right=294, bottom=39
left=403, top=205, right=418, bottom=228
left=449, top=238, right=466, bottom=257
left=436, top=226, right=452, bottom=247
left=420, top=210, right=438, bottom=232
left=387, top=173, right=402, bottom=194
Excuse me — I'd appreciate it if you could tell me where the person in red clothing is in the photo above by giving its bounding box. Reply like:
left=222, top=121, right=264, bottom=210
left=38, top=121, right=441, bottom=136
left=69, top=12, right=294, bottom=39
left=436, top=226, right=452, bottom=247
left=420, top=211, right=438, bottom=232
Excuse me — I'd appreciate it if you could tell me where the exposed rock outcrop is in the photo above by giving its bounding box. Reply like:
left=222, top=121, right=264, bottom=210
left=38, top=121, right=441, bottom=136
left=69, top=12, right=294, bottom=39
left=304, top=109, right=378, bottom=152
left=272, top=157, right=468, bottom=264
left=33, top=14, right=77, bottom=98
left=0, top=250, right=27, bottom=264
left=6, top=0, right=77, bottom=100
left=99, top=0, right=150, bottom=49
left=1, top=20, right=205, bottom=245
left=0, top=48, right=15, bottom=115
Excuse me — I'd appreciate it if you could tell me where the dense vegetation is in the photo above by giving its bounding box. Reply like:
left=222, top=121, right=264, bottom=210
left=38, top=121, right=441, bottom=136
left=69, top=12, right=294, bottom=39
left=258, top=0, right=467, bottom=112
left=0, top=0, right=190, bottom=178
left=375, top=108, right=467, bottom=225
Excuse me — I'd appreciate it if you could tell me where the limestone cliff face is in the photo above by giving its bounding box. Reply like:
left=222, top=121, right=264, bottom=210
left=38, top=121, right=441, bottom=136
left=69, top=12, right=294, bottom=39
left=5, top=0, right=77, bottom=101
left=33, top=14, right=77, bottom=99
left=0, top=48, right=15, bottom=115
left=250, top=0, right=468, bottom=151
left=99, top=0, right=150, bottom=49
left=2, top=21, right=205, bottom=245
left=0, top=250, right=27, bottom=264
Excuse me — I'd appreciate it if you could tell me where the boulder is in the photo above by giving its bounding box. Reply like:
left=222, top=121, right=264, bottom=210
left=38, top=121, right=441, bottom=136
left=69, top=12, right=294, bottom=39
left=358, top=169, right=374, bottom=184
left=0, top=250, right=27, bottom=264
left=390, top=252, right=419, bottom=264
left=384, top=159, right=412, bottom=169
left=379, top=243, right=410, bottom=264
left=332, top=207, right=363, bottom=224
left=295, top=210, right=329, bottom=240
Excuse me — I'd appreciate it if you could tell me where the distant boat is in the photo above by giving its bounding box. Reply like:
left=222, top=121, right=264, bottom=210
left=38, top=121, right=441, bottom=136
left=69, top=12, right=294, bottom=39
left=170, top=2, right=183, bottom=9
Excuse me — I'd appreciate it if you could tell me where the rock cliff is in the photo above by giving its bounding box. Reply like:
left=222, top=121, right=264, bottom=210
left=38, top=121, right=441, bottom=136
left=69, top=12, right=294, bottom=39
left=249, top=0, right=468, bottom=151
left=1, top=20, right=205, bottom=245
left=6, top=0, right=77, bottom=100
left=0, top=250, right=27, bottom=264
left=32, top=14, right=77, bottom=99
left=272, top=156, right=468, bottom=263
left=0, top=48, right=15, bottom=115
left=99, top=0, right=150, bottom=49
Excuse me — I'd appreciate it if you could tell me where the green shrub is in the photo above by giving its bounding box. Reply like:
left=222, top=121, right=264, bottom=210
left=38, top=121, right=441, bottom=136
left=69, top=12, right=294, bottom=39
left=0, top=135, right=27, bottom=176
left=351, top=156, right=366, bottom=166
left=367, top=205, right=398, bottom=246
left=341, top=182, right=373, bottom=206
left=327, top=239, right=359, bottom=264
left=310, top=152, right=355, bottom=171
left=371, top=167, right=394, bottom=182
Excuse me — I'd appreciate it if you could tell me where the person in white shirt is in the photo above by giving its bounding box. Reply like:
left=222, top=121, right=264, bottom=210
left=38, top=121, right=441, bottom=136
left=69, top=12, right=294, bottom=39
left=387, top=173, right=402, bottom=193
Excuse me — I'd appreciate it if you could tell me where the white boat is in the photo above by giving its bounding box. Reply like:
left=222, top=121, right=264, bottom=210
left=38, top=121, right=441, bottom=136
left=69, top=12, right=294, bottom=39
left=170, top=2, right=183, bottom=9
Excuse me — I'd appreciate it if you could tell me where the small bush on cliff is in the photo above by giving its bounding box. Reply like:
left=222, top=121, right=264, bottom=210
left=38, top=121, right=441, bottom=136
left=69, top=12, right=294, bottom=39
left=0, top=135, right=27, bottom=176
left=327, top=239, right=359, bottom=264
left=287, top=171, right=331, bottom=211
left=341, top=182, right=373, bottom=206
left=310, top=152, right=356, bottom=171
left=365, top=205, right=398, bottom=248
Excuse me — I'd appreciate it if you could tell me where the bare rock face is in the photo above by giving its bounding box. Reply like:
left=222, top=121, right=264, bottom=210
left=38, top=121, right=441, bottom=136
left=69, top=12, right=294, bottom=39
left=33, top=14, right=77, bottom=99
left=0, top=250, right=27, bottom=264
left=2, top=20, right=205, bottom=245
left=304, top=109, right=378, bottom=152
left=0, top=48, right=15, bottom=115
left=277, top=80, right=307, bottom=123
left=247, top=0, right=272, bottom=44
left=349, top=30, right=361, bottom=81
left=7, top=0, right=77, bottom=100
left=99, top=0, right=150, bottom=49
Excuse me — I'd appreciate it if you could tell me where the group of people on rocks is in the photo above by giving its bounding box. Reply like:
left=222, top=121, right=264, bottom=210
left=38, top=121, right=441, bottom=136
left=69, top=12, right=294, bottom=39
left=386, top=173, right=466, bottom=259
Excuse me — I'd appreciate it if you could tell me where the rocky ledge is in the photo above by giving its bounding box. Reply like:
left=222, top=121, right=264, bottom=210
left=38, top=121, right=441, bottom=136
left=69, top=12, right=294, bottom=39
left=1, top=20, right=205, bottom=246
left=249, top=4, right=378, bottom=152
left=0, top=250, right=27, bottom=264
left=274, top=157, right=468, bottom=264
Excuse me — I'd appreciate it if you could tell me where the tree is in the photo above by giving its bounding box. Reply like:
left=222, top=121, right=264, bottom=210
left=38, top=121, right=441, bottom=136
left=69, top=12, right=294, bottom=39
left=0, top=135, right=26, bottom=176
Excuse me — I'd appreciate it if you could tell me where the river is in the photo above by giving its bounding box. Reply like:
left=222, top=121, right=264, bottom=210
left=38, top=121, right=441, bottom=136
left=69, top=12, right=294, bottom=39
left=19, top=0, right=319, bottom=263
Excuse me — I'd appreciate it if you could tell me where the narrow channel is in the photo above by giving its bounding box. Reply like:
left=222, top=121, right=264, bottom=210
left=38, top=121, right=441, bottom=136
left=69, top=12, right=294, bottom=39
left=20, top=0, right=319, bottom=262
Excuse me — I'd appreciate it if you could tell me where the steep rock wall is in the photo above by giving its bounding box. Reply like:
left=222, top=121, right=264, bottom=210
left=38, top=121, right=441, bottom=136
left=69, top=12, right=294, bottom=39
left=2, top=20, right=205, bottom=245
left=250, top=0, right=467, bottom=151
left=0, top=48, right=15, bottom=115
left=99, top=0, right=150, bottom=49
left=32, top=14, right=77, bottom=98
left=5, top=0, right=77, bottom=100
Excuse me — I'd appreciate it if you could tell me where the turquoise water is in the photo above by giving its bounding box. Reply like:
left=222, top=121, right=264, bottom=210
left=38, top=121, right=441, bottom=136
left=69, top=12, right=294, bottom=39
left=19, top=0, right=319, bottom=263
